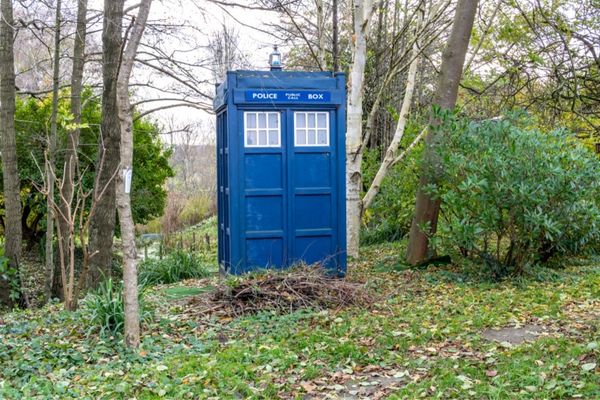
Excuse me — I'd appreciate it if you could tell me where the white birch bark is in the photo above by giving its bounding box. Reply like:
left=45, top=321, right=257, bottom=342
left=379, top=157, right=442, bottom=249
left=116, top=0, right=153, bottom=348
left=361, top=9, right=423, bottom=212
left=315, top=0, right=326, bottom=69
left=346, top=0, right=376, bottom=258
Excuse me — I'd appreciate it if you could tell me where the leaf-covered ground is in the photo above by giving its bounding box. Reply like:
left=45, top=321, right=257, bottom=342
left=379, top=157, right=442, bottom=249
left=1, top=242, right=599, bottom=399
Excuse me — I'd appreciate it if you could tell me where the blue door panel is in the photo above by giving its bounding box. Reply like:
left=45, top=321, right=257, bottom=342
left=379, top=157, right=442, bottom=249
left=293, top=194, right=331, bottom=230
left=294, top=236, right=333, bottom=266
left=246, top=196, right=283, bottom=231
left=246, top=238, right=284, bottom=270
left=293, top=153, right=331, bottom=188
left=245, top=154, right=283, bottom=189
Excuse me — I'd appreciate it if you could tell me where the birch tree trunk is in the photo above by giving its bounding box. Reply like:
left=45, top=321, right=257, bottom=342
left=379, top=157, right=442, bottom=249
left=406, top=0, right=479, bottom=265
left=56, top=0, right=87, bottom=300
left=0, top=0, right=22, bottom=306
left=315, top=0, right=326, bottom=69
left=362, top=11, right=422, bottom=212
left=45, top=0, right=62, bottom=302
left=332, top=0, right=338, bottom=71
left=346, top=0, right=376, bottom=258
left=116, top=0, right=153, bottom=348
left=88, top=0, right=124, bottom=289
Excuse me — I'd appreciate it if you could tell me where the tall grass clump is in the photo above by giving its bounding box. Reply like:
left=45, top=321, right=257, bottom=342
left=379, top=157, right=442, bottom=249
left=84, top=278, right=150, bottom=336
left=139, top=250, right=210, bottom=286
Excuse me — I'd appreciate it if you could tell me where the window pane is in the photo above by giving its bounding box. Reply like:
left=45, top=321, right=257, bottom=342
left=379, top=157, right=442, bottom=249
left=308, top=113, right=316, bottom=128
left=296, top=113, right=306, bottom=128
left=258, top=113, right=267, bottom=128
left=307, top=129, right=316, bottom=144
left=296, top=129, right=306, bottom=145
left=247, top=113, right=256, bottom=129
left=268, top=113, right=278, bottom=128
left=258, top=129, right=267, bottom=145
left=317, top=129, right=328, bottom=145
left=268, top=130, right=279, bottom=145
left=247, top=131, right=257, bottom=146
left=317, top=113, right=327, bottom=128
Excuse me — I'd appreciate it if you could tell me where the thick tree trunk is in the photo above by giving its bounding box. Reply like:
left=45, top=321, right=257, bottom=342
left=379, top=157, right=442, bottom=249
left=0, top=0, right=22, bottom=306
left=56, top=0, right=88, bottom=300
left=45, top=0, right=62, bottom=303
left=117, top=0, right=153, bottom=348
left=406, top=0, right=479, bottom=265
left=362, top=23, right=421, bottom=212
left=346, top=0, right=376, bottom=258
left=88, top=0, right=125, bottom=288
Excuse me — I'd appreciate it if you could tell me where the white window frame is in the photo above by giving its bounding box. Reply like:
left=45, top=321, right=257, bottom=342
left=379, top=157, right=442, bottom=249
left=244, top=111, right=281, bottom=148
left=294, top=111, right=330, bottom=147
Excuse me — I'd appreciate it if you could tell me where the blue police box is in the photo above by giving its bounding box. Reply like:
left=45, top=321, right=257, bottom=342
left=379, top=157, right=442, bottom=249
left=213, top=69, right=347, bottom=275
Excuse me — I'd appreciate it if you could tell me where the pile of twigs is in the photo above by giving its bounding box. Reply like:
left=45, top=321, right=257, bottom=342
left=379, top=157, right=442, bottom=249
left=188, top=266, right=370, bottom=317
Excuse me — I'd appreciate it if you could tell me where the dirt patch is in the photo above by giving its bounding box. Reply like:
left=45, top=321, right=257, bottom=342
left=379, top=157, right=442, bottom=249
left=482, top=324, right=545, bottom=344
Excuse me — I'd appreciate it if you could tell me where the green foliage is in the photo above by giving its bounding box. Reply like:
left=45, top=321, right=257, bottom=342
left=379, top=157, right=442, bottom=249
left=130, top=116, right=174, bottom=225
left=84, top=278, right=150, bottom=337
left=0, top=243, right=20, bottom=302
left=139, top=250, right=210, bottom=286
left=431, top=112, right=600, bottom=276
left=0, top=88, right=173, bottom=246
left=361, top=120, right=424, bottom=244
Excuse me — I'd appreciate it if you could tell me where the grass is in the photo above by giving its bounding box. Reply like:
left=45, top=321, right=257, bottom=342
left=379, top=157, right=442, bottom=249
left=0, top=242, right=598, bottom=399
left=139, top=250, right=211, bottom=286
left=161, top=285, right=214, bottom=299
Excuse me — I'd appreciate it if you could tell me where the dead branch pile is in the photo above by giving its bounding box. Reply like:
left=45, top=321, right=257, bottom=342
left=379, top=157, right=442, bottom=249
left=189, top=266, right=370, bottom=317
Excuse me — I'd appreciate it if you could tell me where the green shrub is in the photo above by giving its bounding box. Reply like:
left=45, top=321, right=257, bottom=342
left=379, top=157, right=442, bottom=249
left=139, top=250, right=210, bottom=285
left=431, top=113, right=600, bottom=276
left=84, top=278, right=150, bottom=336
left=361, top=121, right=424, bottom=245
left=0, top=244, right=20, bottom=303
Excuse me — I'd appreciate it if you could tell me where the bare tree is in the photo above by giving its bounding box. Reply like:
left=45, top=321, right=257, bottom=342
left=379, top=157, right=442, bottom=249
left=406, top=0, right=479, bottom=265
left=56, top=0, right=89, bottom=300
left=116, top=0, right=154, bottom=348
left=1, top=0, right=23, bottom=305
left=36, top=143, right=117, bottom=310
left=208, top=24, right=246, bottom=83
left=44, top=0, right=62, bottom=301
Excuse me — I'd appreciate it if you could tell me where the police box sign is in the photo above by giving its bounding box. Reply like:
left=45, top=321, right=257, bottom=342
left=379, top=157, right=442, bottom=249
left=245, top=90, right=331, bottom=103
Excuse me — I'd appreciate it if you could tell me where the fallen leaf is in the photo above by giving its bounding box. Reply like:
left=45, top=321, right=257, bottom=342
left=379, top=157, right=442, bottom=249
left=581, top=363, right=596, bottom=372
left=300, top=382, right=316, bottom=393
left=485, top=370, right=498, bottom=377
